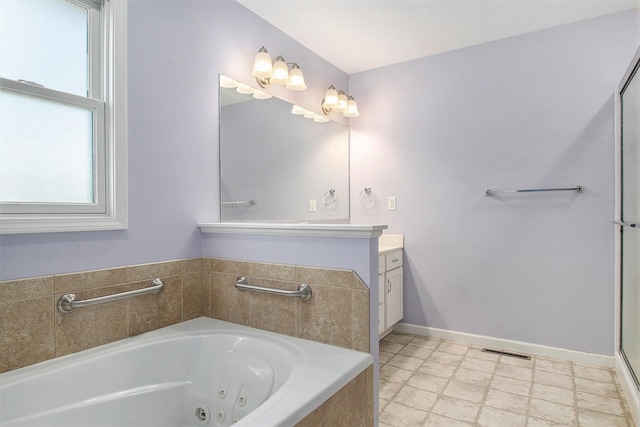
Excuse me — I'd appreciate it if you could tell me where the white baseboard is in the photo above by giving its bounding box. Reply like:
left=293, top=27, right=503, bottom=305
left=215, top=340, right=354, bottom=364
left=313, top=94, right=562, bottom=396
left=615, top=352, right=639, bottom=426
left=394, top=322, right=614, bottom=368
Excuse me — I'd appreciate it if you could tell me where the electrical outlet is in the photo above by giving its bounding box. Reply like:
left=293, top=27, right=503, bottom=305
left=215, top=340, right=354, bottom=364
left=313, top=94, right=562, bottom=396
left=388, top=196, right=397, bottom=211
left=309, top=199, right=317, bottom=212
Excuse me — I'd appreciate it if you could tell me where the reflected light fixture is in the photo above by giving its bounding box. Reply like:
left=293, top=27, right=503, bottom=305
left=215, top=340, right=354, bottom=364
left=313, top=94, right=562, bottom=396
left=219, top=75, right=272, bottom=100
left=251, top=46, right=307, bottom=91
left=291, top=105, right=330, bottom=124
left=322, top=85, right=359, bottom=117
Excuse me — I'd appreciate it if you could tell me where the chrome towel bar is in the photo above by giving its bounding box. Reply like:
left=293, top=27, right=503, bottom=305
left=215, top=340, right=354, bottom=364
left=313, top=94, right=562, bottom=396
left=485, top=186, right=583, bottom=196
left=57, top=278, right=164, bottom=313
left=235, top=276, right=312, bottom=302
left=221, top=200, right=255, bottom=205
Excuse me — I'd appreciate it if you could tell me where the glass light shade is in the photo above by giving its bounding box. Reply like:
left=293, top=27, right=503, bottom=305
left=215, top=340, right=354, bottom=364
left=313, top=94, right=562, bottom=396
left=343, top=97, right=360, bottom=117
left=291, top=105, right=306, bottom=115
left=286, top=65, right=307, bottom=91
left=313, top=115, right=329, bottom=123
left=270, top=57, right=289, bottom=85
left=333, top=91, right=348, bottom=113
left=219, top=75, right=239, bottom=88
left=236, top=83, right=255, bottom=95
left=251, top=48, right=273, bottom=78
left=322, top=86, right=339, bottom=109
left=252, top=90, right=272, bottom=99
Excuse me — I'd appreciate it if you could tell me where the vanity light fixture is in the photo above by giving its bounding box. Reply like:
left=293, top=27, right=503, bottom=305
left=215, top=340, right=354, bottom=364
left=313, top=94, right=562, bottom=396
left=251, top=46, right=307, bottom=91
left=322, top=85, right=359, bottom=117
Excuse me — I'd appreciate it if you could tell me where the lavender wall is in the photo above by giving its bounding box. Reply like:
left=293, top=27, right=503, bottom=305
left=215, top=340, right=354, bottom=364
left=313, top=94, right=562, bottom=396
left=0, top=0, right=348, bottom=281
left=349, top=10, right=640, bottom=356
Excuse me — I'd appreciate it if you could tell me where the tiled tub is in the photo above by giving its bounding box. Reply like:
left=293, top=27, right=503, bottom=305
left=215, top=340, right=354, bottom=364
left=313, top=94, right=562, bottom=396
left=0, top=317, right=372, bottom=426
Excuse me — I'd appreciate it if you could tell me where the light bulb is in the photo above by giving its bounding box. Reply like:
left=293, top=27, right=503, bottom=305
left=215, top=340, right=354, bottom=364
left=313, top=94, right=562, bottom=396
left=270, top=56, right=289, bottom=85
left=286, top=64, right=307, bottom=91
left=333, top=91, right=348, bottom=113
left=322, top=85, right=339, bottom=111
left=251, top=47, right=273, bottom=79
left=343, top=96, right=359, bottom=117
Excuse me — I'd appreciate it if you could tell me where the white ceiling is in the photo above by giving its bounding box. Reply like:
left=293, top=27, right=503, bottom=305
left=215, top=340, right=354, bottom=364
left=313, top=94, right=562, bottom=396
left=236, top=0, right=640, bottom=75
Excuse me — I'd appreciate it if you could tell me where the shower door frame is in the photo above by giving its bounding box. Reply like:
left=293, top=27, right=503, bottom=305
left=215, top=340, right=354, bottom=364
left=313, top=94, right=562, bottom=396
left=615, top=46, right=640, bottom=427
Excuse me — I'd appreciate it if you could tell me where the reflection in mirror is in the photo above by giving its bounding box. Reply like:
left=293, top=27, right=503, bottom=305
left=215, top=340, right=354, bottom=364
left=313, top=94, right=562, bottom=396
left=219, top=75, right=350, bottom=223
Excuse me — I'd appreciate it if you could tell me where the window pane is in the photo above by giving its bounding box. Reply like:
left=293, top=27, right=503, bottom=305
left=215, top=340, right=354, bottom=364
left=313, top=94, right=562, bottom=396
left=0, top=0, right=89, bottom=96
left=0, top=90, right=94, bottom=204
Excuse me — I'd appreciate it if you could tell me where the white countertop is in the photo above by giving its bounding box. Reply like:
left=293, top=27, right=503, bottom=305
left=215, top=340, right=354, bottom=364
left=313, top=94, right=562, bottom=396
left=379, top=234, right=404, bottom=254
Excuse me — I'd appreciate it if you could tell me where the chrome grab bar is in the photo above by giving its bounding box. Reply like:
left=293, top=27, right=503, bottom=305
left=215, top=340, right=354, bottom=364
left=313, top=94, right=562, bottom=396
left=485, top=186, right=583, bottom=196
left=57, top=278, right=164, bottom=313
left=614, top=220, right=640, bottom=228
left=235, top=276, right=312, bottom=302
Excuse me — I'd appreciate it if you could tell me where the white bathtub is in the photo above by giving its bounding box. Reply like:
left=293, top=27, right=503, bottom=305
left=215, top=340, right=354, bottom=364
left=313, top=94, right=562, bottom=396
left=0, top=317, right=372, bottom=427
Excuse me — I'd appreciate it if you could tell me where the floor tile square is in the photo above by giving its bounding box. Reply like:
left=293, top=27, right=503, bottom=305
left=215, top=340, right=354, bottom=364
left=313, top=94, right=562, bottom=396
left=409, top=336, right=441, bottom=349
left=396, top=385, right=439, bottom=411
left=387, top=354, right=424, bottom=371
left=431, top=395, right=481, bottom=423
left=380, top=365, right=413, bottom=383
left=531, top=382, right=575, bottom=406
left=484, top=388, right=529, bottom=414
left=495, top=363, right=533, bottom=381
left=576, top=391, right=626, bottom=416
left=436, top=341, right=469, bottom=355
left=453, top=367, right=493, bottom=387
left=577, top=408, right=634, bottom=426
left=399, top=345, right=434, bottom=359
left=529, top=398, right=577, bottom=424
left=429, top=350, right=465, bottom=366
left=380, top=401, right=428, bottom=426
left=443, top=380, right=486, bottom=403
left=459, top=356, right=497, bottom=373
left=573, top=364, right=615, bottom=383
left=477, top=406, right=527, bottom=427
left=406, top=372, right=450, bottom=394
left=533, top=370, right=574, bottom=389
left=490, top=374, right=531, bottom=396
left=422, top=413, right=473, bottom=426
left=535, top=357, right=573, bottom=376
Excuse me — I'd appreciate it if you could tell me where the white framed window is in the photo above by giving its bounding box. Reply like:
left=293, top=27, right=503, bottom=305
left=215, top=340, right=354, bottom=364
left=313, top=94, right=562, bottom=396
left=0, top=0, right=127, bottom=234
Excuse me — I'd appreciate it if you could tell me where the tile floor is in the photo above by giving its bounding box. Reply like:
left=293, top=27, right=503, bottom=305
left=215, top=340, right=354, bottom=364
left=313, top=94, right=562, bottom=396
left=379, top=332, right=635, bottom=426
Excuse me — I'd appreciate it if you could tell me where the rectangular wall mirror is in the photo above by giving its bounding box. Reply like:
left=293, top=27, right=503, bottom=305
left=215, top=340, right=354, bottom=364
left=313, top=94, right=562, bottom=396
left=219, top=75, right=350, bottom=223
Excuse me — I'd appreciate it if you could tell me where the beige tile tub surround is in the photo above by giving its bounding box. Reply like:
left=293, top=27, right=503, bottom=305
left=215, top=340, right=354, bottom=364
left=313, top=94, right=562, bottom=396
left=0, top=256, right=370, bottom=366
left=0, top=259, right=207, bottom=373
left=207, top=258, right=371, bottom=353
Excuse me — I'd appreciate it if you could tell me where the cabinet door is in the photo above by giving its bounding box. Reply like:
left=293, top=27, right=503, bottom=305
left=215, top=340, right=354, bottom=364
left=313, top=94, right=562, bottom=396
left=386, top=267, right=403, bottom=326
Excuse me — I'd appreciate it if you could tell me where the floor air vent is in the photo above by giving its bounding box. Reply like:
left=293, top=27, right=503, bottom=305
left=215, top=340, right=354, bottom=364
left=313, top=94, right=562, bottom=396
left=481, top=348, right=531, bottom=360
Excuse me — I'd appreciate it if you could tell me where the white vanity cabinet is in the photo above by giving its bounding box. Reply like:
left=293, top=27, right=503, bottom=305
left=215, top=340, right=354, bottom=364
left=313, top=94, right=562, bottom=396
left=379, top=248, right=403, bottom=338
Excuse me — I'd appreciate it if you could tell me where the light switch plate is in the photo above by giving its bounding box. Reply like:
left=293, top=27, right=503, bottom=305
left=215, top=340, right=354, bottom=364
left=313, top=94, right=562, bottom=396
left=388, top=196, right=397, bottom=211
left=309, top=199, right=317, bottom=212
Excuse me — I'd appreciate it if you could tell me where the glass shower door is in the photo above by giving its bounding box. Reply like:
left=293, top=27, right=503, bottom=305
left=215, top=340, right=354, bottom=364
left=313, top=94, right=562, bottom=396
left=621, top=55, right=640, bottom=389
